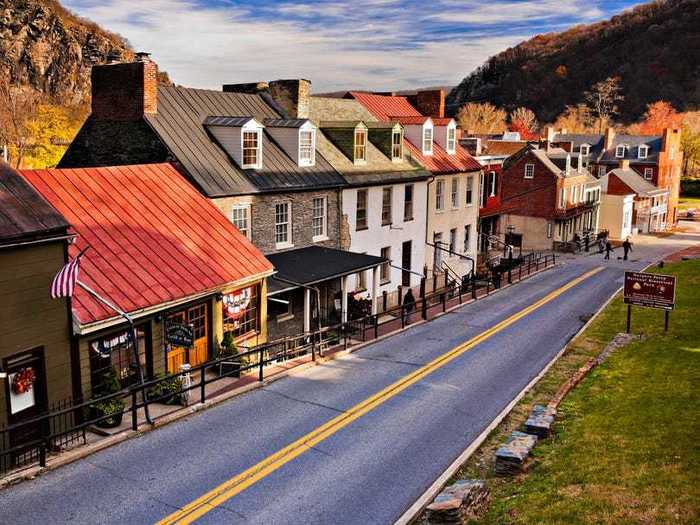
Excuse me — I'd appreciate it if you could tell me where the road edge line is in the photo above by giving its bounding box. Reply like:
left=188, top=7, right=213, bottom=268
left=394, top=279, right=623, bottom=525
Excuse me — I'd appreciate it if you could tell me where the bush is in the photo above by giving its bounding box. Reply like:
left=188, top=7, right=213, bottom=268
left=681, top=178, right=700, bottom=197
left=146, top=374, right=185, bottom=406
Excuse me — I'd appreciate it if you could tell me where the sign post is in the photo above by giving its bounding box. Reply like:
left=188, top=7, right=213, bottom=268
left=623, top=271, right=676, bottom=333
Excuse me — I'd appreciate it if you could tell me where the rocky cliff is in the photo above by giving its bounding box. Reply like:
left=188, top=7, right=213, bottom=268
left=0, top=0, right=134, bottom=105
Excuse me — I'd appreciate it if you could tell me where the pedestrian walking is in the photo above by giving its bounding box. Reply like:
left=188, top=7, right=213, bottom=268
left=584, top=234, right=590, bottom=252
left=622, top=238, right=633, bottom=261
left=604, top=241, right=614, bottom=260
left=573, top=233, right=581, bottom=252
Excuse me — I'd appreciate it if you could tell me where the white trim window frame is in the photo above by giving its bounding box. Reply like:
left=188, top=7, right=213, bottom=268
left=559, top=187, right=566, bottom=208
left=231, top=204, right=251, bottom=239
left=446, top=125, right=456, bottom=154
left=638, top=145, right=648, bottom=159
left=644, top=167, right=653, bottom=180
left=354, top=127, right=367, bottom=164
left=299, top=129, right=316, bottom=167
left=465, top=175, right=474, bottom=206
left=598, top=165, right=607, bottom=177
left=242, top=128, right=262, bottom=169
left=391, top=128, right=403, bottom=161
left=615, top=144, right=626, bottom=158
left=381, top=186, right=393, bottom=226
left=451, top=177, right=459, bottom=209
left=423, top=125, right=433, bottom=155
left=380, top=246, right=391, bottom=284
left=463, top=224, right=471, bottom=253
left=435, top=179, right=445, bottom=211
left=524, top=163, right=535, bottom=179
left=403, top=183, right=414, bottom=222
left=580, top=144, right=590, bottom=156
left=489, top=171, right=497, bottom=197
left=274, top=201, right=292, bottom=248
left=311, top=196, right=327, bottom=241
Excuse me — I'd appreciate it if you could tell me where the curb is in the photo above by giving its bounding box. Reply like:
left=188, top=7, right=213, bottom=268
left=394, top=266, right=619, bottom=525
left=0, top=263, right=558, bottom=490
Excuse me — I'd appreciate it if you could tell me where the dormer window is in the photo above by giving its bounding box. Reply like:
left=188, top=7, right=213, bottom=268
left=615, top=144, right=627, bottom=158
left=299, top=129, right=315, bottom=166
left=446, top=126, right=456, bottom=154
left=423, top=127, right=433, bottom=155
left=354, top=127, right=367, bottom=163
left=242, top=130, right=262, bottom=169
left=638, top=145, right=649, bottom=159
left=580, top=144, right=590, bottom=156
left=392, top=128, right=403, bottom=161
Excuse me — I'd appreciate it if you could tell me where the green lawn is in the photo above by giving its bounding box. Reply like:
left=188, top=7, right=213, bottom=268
left=446, top=260, right=700, bottom=525
left=679, top=197, right=700, bottom=211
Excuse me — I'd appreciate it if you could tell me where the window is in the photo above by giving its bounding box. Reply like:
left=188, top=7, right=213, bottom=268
left=312, top=197, right=326, bottom=239
left=380, top=247, right=391, bottom=283
left=357, top=270, right=367, bottom=291
left=463, top=224, right=471, bottom=253
left=392, top=129, right=403, bottom=160
left=446, top=126, right=456, bottom=153
left=466, top=175, right=473, bottom=206
left=90, top=327, right=148, bottom=390
left=615, top=145, right=626, bottom=158
left=451, top=177, right=459, bottom=208
left=489, top=171, right=497, bottom=197
left=268, top=294, right=293, bottom=320
left=403, top=184, right=414, bottom=221
left=638, top=145, right=648, bottom=159
left=524, top=163, right=535, bottom=179
left=354, top=128, right=367, bottom=162
left=598, top=165, right=607, bottom=177
left=242, top=130, right=261, bottom=168
left=479, top=172, right=485, bottom=207
left=644, top=168, right=653, bottom=180
left=275, top=202, right=291, bottom=246
left=231, top=205, right=250, bottom=238
left=449, top=228, right=457, bottom=254
left=436, top=179, right=445, bottom=210
left=572, top=185, right=578, bottom=204
left=299, top=130, right=315, bottom=166
left=223, top=285, right=260, bottom=339
left=356, top=189, right=368, bottom=230
left=559, top=187, right=566, bottom=208
left=546, top=222, right=553, bottom=238
left=423, top=126, right=433, bottom=154
left=580, top=144, right=590, bottom=156
left=382, top=187, right=393, bottom=225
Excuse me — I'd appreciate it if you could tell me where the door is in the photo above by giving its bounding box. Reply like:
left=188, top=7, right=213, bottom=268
left=401, top=240, right=412, bottom=287
left=166, top=304, right=209, bottom=374
left=4, top=348, right=48, bottom=457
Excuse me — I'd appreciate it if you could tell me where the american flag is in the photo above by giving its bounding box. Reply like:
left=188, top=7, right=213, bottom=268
left=50, top=251, right=84, bottom=299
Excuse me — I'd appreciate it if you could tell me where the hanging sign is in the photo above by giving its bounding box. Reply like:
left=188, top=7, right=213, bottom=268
left=624, top=271, right=676, bottom=310
left=166, top=323, right=195, bottom=347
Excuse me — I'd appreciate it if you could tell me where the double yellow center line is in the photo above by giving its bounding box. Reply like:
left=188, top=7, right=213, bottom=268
left=158, top=267, right=603, bottom=524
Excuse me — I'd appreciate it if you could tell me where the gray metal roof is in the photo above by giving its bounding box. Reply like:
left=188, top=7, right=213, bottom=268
left=145, top=86, right=344, bottom=197
left=203, top=116, right=256, bottom=127
left=553, top=133, right=662, bottom=164
left=263, top=118, right=310, bottom=128
left=602, top=169, right=668, bottom=196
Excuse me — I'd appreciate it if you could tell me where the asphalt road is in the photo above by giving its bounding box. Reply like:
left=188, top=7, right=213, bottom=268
left=1, top=231, right=697, bottom=525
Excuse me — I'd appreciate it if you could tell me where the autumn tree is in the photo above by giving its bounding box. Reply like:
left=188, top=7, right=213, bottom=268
left=0, top=81, right=39, bottom=168
left=457, top=102, right=507, bottom=134
left=22, top=104, right=82, bottom=169
left=509, top=107, right=538, bottom=139
left=584, top=76, right=624, bottom=133
left=632, top=101, right=684, bottom=136
left=681, top=111, right=700, bottom=177
left=552, top=104, right=594, bottom=133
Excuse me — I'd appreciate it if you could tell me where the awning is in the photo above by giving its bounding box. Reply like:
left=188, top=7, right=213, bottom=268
left=266, top=246, right=387, bottom=295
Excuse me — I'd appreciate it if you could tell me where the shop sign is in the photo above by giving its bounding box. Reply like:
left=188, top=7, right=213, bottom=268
left=166, top=323, right=195, bottom=347
left=624, top=271, right=676, bottom=310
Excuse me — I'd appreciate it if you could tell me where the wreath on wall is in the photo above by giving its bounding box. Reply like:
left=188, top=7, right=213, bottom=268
left=11, top=367, right=36, bottom=395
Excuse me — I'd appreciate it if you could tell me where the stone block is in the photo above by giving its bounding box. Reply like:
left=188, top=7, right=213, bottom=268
left=495, top=431, right=537, bottom=476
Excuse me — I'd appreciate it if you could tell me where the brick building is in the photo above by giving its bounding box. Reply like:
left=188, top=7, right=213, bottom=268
left=546, top=126, right=682, bottom=227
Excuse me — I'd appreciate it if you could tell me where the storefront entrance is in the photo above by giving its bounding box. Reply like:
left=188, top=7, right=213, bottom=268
left=166, top=303, right=209, bottom=373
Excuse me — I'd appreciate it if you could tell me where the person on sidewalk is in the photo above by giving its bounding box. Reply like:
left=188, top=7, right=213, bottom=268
left=604, top=241, right=614, bottom=260
left=403, top=288, right=416, bottom=314
left=584, top=234, right=590, bottom=253
left=622, top=238, right=633, bottom=261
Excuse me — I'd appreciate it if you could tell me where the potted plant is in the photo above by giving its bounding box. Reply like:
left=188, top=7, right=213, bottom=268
left=90, top=367, right=125, bottom=428
left=216, top=332, right=244, bottom=378
left=146, top=374, right=185, bottom=406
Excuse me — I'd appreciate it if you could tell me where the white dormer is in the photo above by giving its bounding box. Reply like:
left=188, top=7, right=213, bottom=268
left=264, top=119, right=317, bottom=167
left=401, top=117, right=434, bottom=156
left=205, top=116, right=264, bottom=170
left=615, top=144, right=627, bottom=158
left=354, top=122, right=368, bottom=164
left=638, top=144, right=649, bottom=160
left=577, top=152, right=583, bottom=173
left=434, top=119, right=457, bottom=154
left=580, top=143, right=590, bottom=156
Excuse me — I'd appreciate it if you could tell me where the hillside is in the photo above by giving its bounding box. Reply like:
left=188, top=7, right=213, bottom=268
left=447, top=0, right=700, bottom=123
left=0, top=0, right=134, bottom=105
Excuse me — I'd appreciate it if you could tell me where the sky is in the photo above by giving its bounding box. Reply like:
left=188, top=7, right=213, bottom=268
left=63, top=0, right=646, bottom=92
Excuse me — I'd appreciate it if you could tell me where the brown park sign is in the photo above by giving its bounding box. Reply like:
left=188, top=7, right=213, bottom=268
left=624, top=271, right=676, bottom=310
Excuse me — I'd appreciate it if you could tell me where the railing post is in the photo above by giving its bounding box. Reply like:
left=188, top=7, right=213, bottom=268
left=421, top=295, right=427, bottom=320
left=258, top=348, right=264, bottom=382
left=311, top=333, right=316, bottom=361
left=131, top=390, right=138, bottom=431
left=471, top=272, right=477, bottom=300
left=200, top=364, right=206, bottom=404
left=39, top=440, right=47, bottom=468
left=401, top=306, right=406, bottom=328
left=374, top=314, right=379, bottom=339
left=487, top=278, right=490, bottom=294
left=528, top=257, right=531, bottom=275
left=442, top=291, right=446, bottom=312
left=458, top=279, right=463, bottom=304
left=444, top=268, right=449, bottom=289
left=344, top=323, right=348, bottom=350
left=382, top=290, right=388, bottom=312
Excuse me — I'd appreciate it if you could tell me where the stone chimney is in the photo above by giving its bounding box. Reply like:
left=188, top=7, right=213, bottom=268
left=91, top=52, right=158, bottom=120
left=414, top=89, right=445, bottom=118
left=267, top=79, right=312, bottom=119
left=604, top=127, right=616, bottom=151
left=619, top=159, right=630, bottom=170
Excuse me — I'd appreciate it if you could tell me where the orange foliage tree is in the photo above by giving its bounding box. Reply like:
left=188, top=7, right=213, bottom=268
left=633, top=101, right=683, bottom=135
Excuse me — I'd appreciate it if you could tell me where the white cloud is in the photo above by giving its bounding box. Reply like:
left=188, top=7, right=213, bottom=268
left=431, top=0, right=603, bottom=24
left=62, top=0, right=613, bottom=91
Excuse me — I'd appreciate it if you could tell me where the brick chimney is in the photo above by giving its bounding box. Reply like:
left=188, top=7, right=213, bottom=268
left=619, top=159, right=630, bottom=170
left=91, top=53, right=158, bottom=120
left=661, top=127, right=681, bottom=153
left=414, top=89, right=445, bottom=118
left=267, top=79, right=311, bottom=119
left=604, top=127, right=616, bottom=151
left=544, top=126, right=556, bottom=143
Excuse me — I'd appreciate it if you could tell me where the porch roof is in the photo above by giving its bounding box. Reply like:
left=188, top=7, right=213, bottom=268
left=266, top=246, right=386, bottom=293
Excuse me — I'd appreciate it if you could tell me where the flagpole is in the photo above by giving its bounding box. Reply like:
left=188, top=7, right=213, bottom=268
left=76, top=280, right=153, bottom=425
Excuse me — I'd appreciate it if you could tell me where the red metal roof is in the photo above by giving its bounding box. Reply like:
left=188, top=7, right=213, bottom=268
left=21, top=163, right=273, bottom=326
left=350, top=92, right=481, bottom=174
left=391, top=115, right=430, bottom=125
